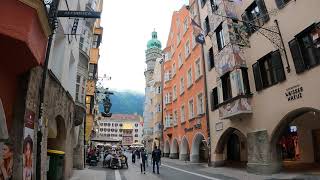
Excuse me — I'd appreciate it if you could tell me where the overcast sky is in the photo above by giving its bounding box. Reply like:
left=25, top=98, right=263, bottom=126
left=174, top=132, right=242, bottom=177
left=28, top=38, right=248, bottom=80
left=98, top=0, right=188, bottom=94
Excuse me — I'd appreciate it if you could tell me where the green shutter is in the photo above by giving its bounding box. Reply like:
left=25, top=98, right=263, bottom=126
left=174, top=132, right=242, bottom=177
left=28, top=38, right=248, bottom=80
left=252, top=62, right=263, bottom=91
left=256, top=0, right=270, bottom=23
left=271, top=50, right=286, bottom=82
left=289, top=38, right=305, bottom=73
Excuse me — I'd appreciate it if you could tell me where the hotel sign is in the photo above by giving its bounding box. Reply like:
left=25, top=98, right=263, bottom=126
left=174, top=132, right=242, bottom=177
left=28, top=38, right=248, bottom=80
left=285, top=85, right=303, bottom=101
left=57, top=11, right=101, bottom=18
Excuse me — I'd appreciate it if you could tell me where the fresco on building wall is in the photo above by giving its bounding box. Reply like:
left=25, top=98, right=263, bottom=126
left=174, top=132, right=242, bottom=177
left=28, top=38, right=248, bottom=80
left=0, top=99, right=13, bottom=180
left=219, top=98, right=252, bottom=119
left=23, top=110, right=35, bottom=180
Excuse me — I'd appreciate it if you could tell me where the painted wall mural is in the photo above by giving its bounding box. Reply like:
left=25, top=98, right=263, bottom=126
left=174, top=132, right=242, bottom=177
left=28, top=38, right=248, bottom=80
left=23, top=110, right=35, bottom=180
left=219, top=98, right=252, bottom=119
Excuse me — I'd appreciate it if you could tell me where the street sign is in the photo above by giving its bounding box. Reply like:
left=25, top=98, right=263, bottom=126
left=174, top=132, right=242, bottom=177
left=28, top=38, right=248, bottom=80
left=57, top=11, right=101, bottom=18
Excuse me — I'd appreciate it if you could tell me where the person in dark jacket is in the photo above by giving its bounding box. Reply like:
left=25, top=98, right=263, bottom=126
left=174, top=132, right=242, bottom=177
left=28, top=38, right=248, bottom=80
left=132, top=148, right=136, bottom=163
left=152, top=146, right=161, bottom=174
left=139, top=148, right=147, bottom=174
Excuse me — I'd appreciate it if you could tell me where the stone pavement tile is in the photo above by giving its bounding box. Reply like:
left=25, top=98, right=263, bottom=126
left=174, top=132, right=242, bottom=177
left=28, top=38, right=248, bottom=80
left=70, top=167, right=107, bottom=180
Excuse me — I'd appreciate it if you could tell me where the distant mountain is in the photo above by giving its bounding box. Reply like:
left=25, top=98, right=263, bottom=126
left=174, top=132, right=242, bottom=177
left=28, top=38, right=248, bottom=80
left=98, top=90, right=145, bottom=116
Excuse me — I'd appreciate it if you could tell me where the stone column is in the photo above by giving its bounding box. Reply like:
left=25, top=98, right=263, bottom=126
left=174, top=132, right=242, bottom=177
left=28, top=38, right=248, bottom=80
left=247, top=130, right=282, bottom=174
left=190, top=154, right=199, bottom=163
left=179, top=154, right=189, bottom=161
left=169, top=153, right=179, bottom=159
left=210, top=153, right=225, bottom=167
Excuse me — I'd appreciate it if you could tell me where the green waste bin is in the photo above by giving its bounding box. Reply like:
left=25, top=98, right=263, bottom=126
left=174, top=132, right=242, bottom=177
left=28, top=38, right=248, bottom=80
left=47, top=149, right=65, bottom=180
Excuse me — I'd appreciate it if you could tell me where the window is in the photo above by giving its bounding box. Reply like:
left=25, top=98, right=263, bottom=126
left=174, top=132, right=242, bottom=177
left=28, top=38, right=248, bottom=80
left=183, top=18, right=188, bottom=34
left=210, top=0, right=217, bottom=11
left=188, top=99, right=194, bottom=119
left=195, top=59, right=202, bottom=79
left=241, top=0, right=269, bottom=35
left=197, top=93, right=204, bottom=115
left=164, top=71, right=172, bottom=82
left=178, top=53, right=183, bottom=68
left=275, top=0, right=291, bottom=9
left=208, top=47, right=215, bottom=69
left=173, top=85, right=177, bottom=101
left=200, top=0, right=207, bottom=8
left=180, top=77, right=185, bottom=94
left=165, top=93, right=172, bottom=104
left=165, top=114, right=172, bottom=128
left=187, top=68, right=193, bottom=88
left=210, top=88, right=218, bottom=111
left=88, top=63, right=98, bottom=79
left=173, top=110, right=178, bottom=126
left=135, top=129, right=138, bottom=133
left=289, top=24, right=320, bottom=74
left=135, top=134, right=138, bottom=137
left=215, top=23, right=225, bottom=51
left=181, top=105, right=185, bottom=123
left=177, top=32, right=181, bottom=45
left=253, top=50, right=286, bottom=91
left=157, top=86, right=161, bottom=94
left=185, top=40, right=190, bottom=57
left=156, top=104, right=161, bottom=112
left=221, top=73, right=232, bottom=101
left=192, top=33, right=196, bottom=49
left=172, top=63, right=176, bottom=76
left=135, top=123, right=138, bottom=127
left=204, top=16, right=210, bottom=35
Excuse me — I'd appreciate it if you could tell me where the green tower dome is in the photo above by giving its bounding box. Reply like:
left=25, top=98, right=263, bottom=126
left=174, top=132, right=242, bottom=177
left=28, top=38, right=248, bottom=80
left=147, top=30, right=162, bottom=49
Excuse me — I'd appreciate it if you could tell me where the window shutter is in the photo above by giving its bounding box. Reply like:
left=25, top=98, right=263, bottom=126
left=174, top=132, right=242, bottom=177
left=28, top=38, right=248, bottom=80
left=241, top=13, right=251, bottom=35
left=256, top=0, right=270, bottom=23
left=217, top=78, right=223, bottom=103
left=275, top=0, right=285, bottom=9
left=211, top=88, right=218, bottom=111
left=289, top=39, right=305, bottom=73
left=271, top=50, right=286, bottom=82
left=252, top=62, right=263, bottom=91
left=241, top=68, right=251, bottom=94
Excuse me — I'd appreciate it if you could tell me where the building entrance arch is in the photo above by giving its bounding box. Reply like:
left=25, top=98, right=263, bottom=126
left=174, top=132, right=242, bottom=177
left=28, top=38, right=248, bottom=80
left=270, top=107, right=320, bottom=172
left=215, top=127, right=247, bottom=167
left=180, top=136, right=189, bottom=161
left=170, top=139, right=179, bottom=159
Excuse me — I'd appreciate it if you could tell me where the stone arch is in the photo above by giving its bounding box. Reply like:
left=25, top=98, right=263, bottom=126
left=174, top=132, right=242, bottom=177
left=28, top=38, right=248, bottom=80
left=164, top=140, right=170, bottom=157
left=191, top=132, right=207, bottom=163
left=47, top=115, right=67, bottom=151
left=170, top=138, right=179, bottom=159
left=180, top=136, right=190, bottom=161
left=268, top=107, right=320, bottom=173
left=214, top=127, right=247, bottom=166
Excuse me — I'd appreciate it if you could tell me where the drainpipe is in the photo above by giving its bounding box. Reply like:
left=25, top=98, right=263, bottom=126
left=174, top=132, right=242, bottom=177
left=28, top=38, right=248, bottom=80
left=160, top=54, right=165, bottom=156
left=194, top=0, right=212, bottom=166
left=37, top=0, right=60, bottom=179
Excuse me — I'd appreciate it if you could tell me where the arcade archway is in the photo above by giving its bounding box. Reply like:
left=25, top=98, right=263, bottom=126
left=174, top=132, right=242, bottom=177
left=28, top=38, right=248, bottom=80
left=180, top=136, right=189, bottom=161
left=191, top=133, right=208, bottom=163
left=270, top=107, right=320, bottom=172
left=170, top=138, right=179, bottom=159
left=164, top=140, right=170, bottom=157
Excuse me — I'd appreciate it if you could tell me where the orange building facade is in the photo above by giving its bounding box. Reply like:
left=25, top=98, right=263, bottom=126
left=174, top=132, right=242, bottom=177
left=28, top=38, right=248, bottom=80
left=162, top=5, right=209, bottom=163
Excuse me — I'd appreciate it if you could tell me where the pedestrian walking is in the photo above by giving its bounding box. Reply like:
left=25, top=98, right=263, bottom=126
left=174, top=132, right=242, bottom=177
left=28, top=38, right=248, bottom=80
left=132, top=148, right=136, bottom=163
left=140, top=148, right=147, bottom=174
left=152, top=146, right=161, bottom=174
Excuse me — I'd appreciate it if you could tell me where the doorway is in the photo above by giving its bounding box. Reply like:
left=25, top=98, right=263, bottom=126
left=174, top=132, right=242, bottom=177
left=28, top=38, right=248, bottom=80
left=227, top=133, right=240, bottom=161
left=313, top=129, right=320, bottom=162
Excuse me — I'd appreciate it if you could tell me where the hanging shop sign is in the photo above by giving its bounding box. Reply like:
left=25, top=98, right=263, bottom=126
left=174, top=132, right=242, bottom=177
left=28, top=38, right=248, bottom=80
left=285, top=85, right=303, bottom=101
left=57, top=11, right=101, bottom=18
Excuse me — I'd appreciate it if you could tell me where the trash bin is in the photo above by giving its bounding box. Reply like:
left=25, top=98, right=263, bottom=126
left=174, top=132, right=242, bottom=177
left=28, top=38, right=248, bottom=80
left=47, top=149, right=65, bottom=180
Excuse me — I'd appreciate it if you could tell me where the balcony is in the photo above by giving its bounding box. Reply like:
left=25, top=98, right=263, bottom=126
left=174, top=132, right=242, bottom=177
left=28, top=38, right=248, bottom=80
left=90, top=48, right=99, bottom=64
left=218, top=95, right=252, bottom=119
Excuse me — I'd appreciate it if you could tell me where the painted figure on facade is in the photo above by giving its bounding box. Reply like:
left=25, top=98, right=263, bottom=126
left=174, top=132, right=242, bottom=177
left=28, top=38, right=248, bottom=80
left=0, top=142, right=13, bottom=180
left=23, top=135, right=33, bottom=180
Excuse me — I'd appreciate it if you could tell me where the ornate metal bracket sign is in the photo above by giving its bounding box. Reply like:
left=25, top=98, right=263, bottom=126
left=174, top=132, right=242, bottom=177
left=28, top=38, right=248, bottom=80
left=57, top=11, right=101, bottom=18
